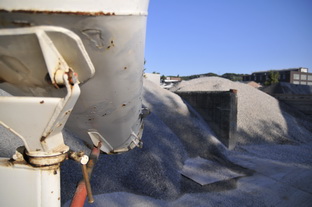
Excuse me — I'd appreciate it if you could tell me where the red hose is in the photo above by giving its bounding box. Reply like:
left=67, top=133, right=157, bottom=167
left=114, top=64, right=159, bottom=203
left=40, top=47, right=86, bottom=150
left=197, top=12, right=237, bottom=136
left=70, top=181, right=88, bottom=207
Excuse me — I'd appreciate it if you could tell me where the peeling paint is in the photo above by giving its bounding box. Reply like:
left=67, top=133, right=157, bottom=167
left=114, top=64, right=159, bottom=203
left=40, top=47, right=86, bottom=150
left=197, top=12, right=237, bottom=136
left=0, top=9, right=116, bottom=16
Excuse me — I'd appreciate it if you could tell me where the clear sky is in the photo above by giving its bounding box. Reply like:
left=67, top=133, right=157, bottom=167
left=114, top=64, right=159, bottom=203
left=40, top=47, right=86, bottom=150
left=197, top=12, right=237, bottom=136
left=144, top=0, right=312, bottom=76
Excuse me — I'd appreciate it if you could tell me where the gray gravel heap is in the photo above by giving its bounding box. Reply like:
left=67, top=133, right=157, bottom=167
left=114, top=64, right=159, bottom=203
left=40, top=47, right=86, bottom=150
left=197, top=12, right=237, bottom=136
left=171, top=77, right=312, bottom=145
left=261, top=82, right=312, bottom=95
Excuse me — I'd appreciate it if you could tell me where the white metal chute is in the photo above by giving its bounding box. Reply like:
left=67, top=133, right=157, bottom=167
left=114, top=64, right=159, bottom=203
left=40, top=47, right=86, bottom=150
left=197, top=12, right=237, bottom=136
left=0, top=26, right=95, bottom=96
left=0, top=26, right=95, bottom=157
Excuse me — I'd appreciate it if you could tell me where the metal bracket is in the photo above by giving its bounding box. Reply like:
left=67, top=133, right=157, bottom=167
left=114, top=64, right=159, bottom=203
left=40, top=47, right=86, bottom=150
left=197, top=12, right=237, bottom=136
left=0, top=26, right=94, bottom=164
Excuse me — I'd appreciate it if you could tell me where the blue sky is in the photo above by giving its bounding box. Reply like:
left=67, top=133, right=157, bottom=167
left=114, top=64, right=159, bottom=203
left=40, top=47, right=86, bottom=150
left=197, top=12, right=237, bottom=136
left=144, top=0, right=312, bottom=76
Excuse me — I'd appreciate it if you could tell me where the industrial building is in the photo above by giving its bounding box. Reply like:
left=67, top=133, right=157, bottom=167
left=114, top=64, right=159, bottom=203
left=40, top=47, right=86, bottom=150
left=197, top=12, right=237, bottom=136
left=243, top=67, right=312, bottom=85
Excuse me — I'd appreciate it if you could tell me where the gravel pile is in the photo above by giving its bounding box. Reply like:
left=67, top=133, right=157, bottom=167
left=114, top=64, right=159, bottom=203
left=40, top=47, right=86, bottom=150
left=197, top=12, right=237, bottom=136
left=171, top=77, right=312, bottom=145
left=261, top=82, right=312, bottom=95
left=142, top=79, right=227, bottom=159
left=61, top=79, right=247, bottom=204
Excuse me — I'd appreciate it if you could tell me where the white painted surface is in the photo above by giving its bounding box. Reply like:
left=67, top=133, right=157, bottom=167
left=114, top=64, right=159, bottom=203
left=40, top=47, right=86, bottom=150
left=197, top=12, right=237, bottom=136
left=0, top=26, right=88, bottom=155
left=144, top=73, right=160, bottom=85
left=0, top=158, right=61, bottom=207
left=0, top=0, right=149, bottom=16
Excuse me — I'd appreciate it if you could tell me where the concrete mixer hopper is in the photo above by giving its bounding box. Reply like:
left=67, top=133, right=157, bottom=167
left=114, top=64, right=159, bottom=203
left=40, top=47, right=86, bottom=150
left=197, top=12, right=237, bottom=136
left=0, top=0, right=149, bottom=206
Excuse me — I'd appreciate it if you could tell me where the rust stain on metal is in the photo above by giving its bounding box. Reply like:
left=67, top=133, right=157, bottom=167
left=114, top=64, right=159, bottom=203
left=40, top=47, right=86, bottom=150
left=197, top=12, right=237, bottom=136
left=230, top=89, right=238, bottom=94
left=65, top=110, right=71, bottom=115
left=65, top=69, right=78, bottom=85
left=1, top=9, right=116, bottom=16
left=107, top=40, right=115, bottom=50
left=122, top=103, right=126, bottom=107
left=40, top=136, right=46, bottom=142
left=27, top=154, right=65, bottom=168
left=5, top=159, right=15, bottom=167
left=40, top=131, right=51, bottom=142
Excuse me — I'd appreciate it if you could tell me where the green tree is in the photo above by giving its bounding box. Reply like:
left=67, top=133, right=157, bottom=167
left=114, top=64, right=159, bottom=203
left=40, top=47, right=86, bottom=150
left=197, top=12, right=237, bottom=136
left=265, top=70, right=280, bottom=85
left=160, top=75, right=166, bottom=81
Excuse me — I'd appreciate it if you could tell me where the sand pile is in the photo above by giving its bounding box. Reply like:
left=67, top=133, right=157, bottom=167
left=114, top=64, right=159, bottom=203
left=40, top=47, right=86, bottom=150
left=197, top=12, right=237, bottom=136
left=171, top=77, right=312, bottom=145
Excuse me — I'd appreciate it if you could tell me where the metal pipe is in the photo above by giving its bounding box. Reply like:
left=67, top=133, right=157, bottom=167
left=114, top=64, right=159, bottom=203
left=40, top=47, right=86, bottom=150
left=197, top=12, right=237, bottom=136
left=70, top=143, right=101, bottom=207
left=81, top=164, right=94, bottom=203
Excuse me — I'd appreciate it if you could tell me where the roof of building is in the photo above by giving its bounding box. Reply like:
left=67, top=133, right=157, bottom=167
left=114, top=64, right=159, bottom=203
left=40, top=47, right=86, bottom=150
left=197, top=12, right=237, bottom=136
left=252, top=67, right=308, bottom=74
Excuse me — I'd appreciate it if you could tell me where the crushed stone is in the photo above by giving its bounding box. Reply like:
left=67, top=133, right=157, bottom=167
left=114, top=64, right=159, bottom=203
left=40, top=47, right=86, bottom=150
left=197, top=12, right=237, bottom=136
left=171, top=77, right=312, bottom=145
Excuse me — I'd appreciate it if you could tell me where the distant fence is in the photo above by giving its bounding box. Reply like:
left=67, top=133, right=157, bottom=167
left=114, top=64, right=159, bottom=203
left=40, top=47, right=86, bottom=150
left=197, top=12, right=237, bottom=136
left=176, top=90, right=237, bottom=149
left=273, top=94, right=312, bottom=116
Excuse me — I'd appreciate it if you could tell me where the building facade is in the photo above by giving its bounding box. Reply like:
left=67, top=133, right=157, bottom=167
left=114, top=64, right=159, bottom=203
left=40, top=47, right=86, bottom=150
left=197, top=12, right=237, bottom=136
left=243, top=68, right=312, bottom=85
